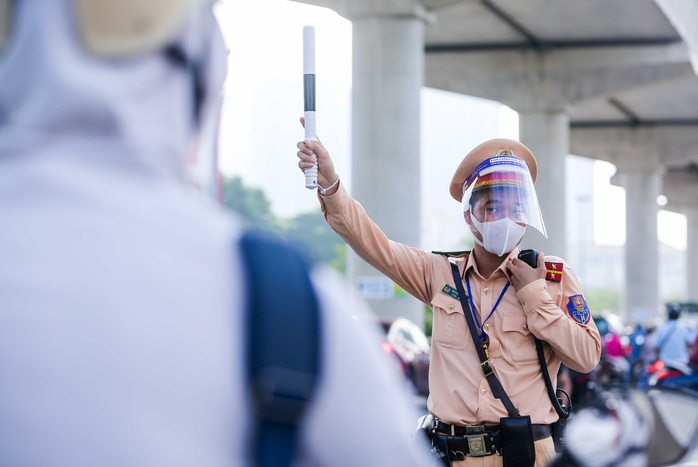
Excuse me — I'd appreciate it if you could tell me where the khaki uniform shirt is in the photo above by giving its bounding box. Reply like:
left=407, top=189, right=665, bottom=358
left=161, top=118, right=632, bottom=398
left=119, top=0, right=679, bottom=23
left=320, top=184, right=601, bottom=426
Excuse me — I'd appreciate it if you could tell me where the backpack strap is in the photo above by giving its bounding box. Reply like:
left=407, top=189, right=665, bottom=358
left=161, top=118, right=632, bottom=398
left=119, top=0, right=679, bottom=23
left=240, top=230, right=321, bottom=467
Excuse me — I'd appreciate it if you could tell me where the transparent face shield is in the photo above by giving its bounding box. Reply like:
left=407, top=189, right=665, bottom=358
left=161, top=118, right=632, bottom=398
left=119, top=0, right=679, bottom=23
left=462, top=155, right=547, bottom=237
left=0, top=0, right=203, bottom=57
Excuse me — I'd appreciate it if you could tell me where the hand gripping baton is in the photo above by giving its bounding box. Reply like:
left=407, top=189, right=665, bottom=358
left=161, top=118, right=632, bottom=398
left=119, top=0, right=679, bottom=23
left=303, top=25, right=318, bottom=189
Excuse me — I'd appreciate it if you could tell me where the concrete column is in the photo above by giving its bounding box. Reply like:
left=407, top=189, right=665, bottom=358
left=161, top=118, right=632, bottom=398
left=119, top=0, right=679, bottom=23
left=614, top=168, right=662, bottom=322
left=519, top=110, right=569, bottom=259
left=350, top=15, right=424, bottom=325
left=687, top=208, right=698, bottom=302
left=663, top=168, right=698, bottom=304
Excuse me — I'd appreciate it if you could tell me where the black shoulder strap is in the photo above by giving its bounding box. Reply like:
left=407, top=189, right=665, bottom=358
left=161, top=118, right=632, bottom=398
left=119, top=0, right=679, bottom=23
left=449, top=262, right=520, bottom=417
left=535, top=338, right=571, bottom=419
left=240, top=230, right=321, bottom=467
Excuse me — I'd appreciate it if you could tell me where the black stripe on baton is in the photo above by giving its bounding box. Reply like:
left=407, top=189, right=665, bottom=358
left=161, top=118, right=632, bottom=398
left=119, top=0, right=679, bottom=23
left=304, top=74, right=316, bottom=111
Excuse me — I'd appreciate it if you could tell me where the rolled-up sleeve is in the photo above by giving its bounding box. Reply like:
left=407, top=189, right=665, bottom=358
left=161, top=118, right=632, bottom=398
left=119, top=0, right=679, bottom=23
left=318, top=183, right=435, bottom=304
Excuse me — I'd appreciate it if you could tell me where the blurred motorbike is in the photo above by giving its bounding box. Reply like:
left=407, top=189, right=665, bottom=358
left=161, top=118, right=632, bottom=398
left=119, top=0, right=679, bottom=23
left=569, top=349, right=629, bottom=408
left=647, top=359, right=698, bottom=392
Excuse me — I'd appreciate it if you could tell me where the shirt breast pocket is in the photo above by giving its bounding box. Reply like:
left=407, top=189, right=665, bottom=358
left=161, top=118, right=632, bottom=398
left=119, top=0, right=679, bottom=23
left=430, top=293, right=470, bottom=350
left=501, top=313, right=538, bottom=363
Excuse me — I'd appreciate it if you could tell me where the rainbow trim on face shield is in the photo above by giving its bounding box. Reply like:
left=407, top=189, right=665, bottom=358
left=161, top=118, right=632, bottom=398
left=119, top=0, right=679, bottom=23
left=471, top=171, right=527, bottom=193
left=464, top=152, right=530, bottom=190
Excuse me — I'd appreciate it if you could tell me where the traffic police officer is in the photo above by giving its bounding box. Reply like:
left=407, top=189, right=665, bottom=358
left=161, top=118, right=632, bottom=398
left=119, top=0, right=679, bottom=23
left=297, top=136, right=602, bottom=466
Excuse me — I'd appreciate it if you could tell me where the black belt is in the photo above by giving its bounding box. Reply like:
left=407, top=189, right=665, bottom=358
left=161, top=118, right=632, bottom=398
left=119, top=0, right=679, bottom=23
left=436, top=421, right=551, bottom=440
left=432, top=422, right=551, bottom=460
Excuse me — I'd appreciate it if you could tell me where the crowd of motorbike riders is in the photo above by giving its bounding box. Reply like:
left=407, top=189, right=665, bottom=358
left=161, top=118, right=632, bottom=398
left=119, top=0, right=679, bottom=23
left=564, top=303, right=698, bottom=407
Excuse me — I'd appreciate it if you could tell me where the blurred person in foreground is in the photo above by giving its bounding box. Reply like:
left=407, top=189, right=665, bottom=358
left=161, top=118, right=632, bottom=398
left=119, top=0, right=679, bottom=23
left=296, top=134, right=601, bottom=466
left=0, top=1, right=431, bottom=466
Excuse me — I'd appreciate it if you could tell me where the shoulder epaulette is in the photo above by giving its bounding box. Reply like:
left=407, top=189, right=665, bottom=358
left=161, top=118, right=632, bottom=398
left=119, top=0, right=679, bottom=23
left=432, top=250, right=470, bottom=258
left=545, top=261, right=563, bottom=282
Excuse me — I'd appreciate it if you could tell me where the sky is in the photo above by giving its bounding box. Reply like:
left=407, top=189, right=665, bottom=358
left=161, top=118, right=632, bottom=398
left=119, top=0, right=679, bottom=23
left=213, top=0, right=687, bottom=251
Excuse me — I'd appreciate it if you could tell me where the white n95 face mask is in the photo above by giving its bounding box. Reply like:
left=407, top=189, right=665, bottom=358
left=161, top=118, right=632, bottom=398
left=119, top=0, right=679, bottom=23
left=470, top=216, right=526, bottom=257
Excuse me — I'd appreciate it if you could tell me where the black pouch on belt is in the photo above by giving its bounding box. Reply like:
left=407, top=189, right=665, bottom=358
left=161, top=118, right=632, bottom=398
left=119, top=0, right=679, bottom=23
left=552, top=410, right=567, bottom=453
left=500, top=415, right=536, bottom=467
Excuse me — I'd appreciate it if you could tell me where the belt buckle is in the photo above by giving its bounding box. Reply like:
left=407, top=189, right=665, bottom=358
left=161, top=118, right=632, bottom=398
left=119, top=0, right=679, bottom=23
left=466, top=433, right=489, bottom=457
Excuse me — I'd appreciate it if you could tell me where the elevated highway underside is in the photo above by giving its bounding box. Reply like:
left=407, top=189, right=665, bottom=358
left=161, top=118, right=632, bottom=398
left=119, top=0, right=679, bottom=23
left=290, top=0, right=698, bottom=322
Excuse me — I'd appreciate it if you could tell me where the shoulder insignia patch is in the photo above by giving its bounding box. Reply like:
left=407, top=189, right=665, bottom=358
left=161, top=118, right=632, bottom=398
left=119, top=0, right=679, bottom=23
left=566, top=295, right=590, bottom=324
left=441, top=284, right=460, bottom=300
left=545, top=261, right=563, bottom=282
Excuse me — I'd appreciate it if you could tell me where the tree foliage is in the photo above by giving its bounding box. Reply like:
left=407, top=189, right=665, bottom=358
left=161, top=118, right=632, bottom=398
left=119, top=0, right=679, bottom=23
left=221, top=175, right=345, bottom=271
left=585, top=288, right=623, bottom=316
left=283, top=211, right=346, bottom=271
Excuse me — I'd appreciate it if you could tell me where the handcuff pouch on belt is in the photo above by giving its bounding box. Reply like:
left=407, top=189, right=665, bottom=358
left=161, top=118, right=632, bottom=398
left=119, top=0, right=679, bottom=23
left=500, top=415, right=536, bottom=467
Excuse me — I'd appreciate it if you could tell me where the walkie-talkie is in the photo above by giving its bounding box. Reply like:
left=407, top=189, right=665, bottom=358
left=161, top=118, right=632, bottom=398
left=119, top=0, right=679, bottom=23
left=517, top=248, right=539, bottom=268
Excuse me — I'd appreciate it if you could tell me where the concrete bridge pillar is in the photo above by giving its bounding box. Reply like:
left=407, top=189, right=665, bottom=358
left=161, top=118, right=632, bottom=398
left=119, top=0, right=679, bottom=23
left=664, top=167, right=698, bottom=304
left=518, top=110, right=569, bottom=258
left=612, top=166, right=663, bottom=323
left=688, top=208, right=698, bottom=302
left=349, top=10, right=426, bottom=325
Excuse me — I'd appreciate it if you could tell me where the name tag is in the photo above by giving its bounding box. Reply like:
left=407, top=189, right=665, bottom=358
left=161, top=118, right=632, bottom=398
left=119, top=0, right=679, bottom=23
left=441, top=284, right=460, bottom=300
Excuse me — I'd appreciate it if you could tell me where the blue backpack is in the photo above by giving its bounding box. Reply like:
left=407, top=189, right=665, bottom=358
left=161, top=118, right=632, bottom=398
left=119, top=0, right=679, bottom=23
left=240, top=231, right=321, bottom=467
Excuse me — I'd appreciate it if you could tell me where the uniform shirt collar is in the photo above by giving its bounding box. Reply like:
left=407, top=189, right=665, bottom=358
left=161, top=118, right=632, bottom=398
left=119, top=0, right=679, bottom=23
left=464, top=248, right=520, bottom=280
